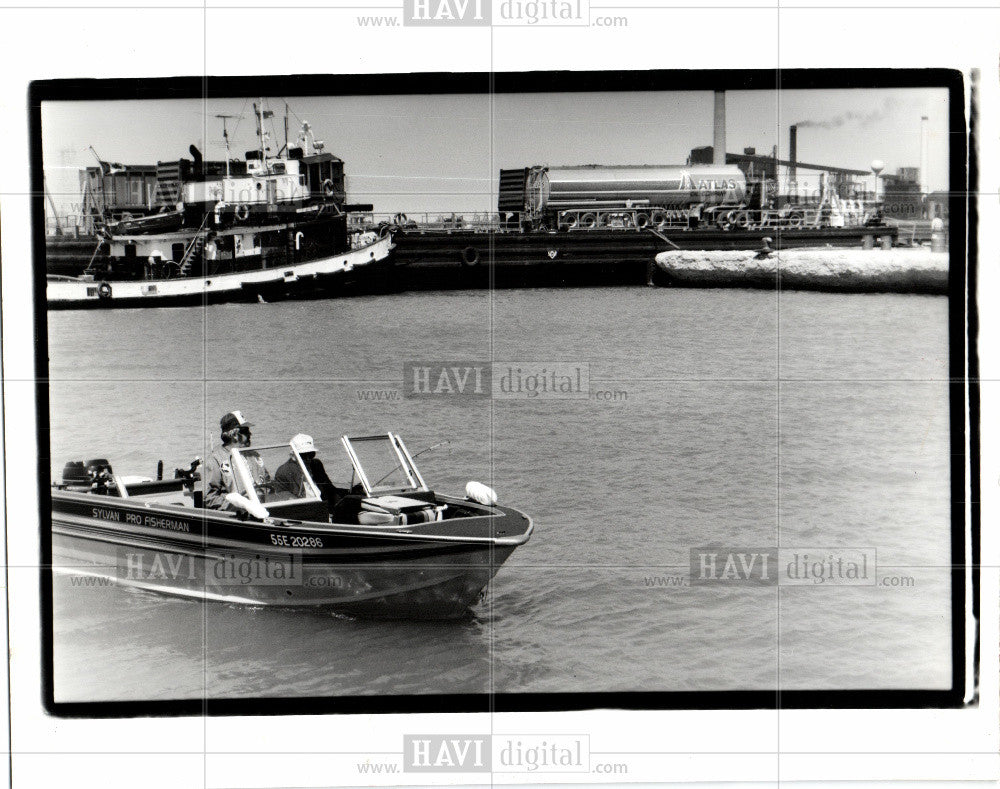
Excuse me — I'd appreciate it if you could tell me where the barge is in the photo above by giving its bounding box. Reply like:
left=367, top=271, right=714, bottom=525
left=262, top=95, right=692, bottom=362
left=389, top=224, right=898, bottom=290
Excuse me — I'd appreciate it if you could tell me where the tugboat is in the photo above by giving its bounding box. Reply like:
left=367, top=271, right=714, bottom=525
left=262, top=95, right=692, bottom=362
left=47, top=104, right=393, bottom=309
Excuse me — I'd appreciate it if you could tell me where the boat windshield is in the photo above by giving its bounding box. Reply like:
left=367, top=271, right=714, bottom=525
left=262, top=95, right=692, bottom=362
left=230, top=443, right=321, bottom=504
left=341, top=434, right=428, bottom=496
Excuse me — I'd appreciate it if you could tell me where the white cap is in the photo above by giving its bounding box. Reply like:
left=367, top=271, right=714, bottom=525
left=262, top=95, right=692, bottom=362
left=291, top=433, right=315, bottom=453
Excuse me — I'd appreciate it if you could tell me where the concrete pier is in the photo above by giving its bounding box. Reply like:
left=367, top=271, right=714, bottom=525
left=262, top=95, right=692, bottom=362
left=653, top=248, right=949, bottom=294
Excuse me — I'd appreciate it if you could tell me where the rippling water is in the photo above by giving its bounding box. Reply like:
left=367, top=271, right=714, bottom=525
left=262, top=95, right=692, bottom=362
left=47, top=286, right=953, bottom=701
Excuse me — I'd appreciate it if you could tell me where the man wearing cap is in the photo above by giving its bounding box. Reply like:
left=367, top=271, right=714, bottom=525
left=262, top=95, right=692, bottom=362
left=203, top=410, right=269, bottom=511
left=274, top=433, right=342, bottom=511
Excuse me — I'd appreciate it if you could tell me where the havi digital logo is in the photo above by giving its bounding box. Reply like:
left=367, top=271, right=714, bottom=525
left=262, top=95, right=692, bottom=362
left=404, top=0, right=490, bottom=25
left=403, top=735, right=491, bottom=772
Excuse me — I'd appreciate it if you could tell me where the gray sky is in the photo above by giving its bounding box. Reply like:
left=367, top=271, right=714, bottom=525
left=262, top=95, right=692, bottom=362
left=42, top=87, right=950, bottom=217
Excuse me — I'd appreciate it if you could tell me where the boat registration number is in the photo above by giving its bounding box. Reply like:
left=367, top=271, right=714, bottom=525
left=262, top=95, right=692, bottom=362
left=270, top=533, right=324, bottom=548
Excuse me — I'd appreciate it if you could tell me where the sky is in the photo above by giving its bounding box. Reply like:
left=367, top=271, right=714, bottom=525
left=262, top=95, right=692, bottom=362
left=42, top=87, right=950, bottom=218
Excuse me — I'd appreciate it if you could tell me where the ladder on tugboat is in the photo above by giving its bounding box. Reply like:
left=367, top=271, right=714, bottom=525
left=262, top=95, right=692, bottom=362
left=178, top=213, right=211, bottom=276
left=82, top=236, right=107, bottom=274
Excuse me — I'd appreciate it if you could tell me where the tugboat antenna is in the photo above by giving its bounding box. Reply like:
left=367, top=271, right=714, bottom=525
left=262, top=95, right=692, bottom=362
left=282, top=102, right=289, bottom=157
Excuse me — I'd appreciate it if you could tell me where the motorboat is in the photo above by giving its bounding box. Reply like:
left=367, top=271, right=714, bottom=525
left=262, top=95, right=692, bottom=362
left=50, top=433, right=532, bottom=618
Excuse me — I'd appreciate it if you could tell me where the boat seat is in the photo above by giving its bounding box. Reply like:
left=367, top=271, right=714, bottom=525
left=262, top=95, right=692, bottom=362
left=358, top=511, right=397, bottom=526
left=264, top=497, right=329, bottom=523
left=361, top=495, right=446, bottom=525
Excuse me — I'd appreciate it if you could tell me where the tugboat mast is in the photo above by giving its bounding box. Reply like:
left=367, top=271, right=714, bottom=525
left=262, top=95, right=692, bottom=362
left=214, top=114, right=236, bottom=177
left=252, top=99, right=273, bottom=169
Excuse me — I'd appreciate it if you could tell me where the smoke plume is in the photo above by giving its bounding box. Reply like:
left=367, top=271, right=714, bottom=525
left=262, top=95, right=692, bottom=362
left=795, top=97, right=897, bottom=130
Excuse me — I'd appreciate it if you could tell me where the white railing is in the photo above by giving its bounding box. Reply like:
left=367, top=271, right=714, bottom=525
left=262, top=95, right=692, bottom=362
left=348, top=212, right=507, bottom=233
left=45, top=214, right=98, bottom=237
left=349, top=204, right=883, bottom=234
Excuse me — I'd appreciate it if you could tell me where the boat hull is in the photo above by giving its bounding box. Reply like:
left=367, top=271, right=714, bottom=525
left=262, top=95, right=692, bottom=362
left=46, top=235, right=394, bottom=310
left=50, top=489, right=531, bottom=619
left=53, top=531, right=514, bottom=618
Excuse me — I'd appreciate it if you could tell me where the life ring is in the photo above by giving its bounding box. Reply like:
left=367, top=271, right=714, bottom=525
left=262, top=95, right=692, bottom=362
left=580, top=213, right=597, bottom=229
left=461, top=246, right=480, bottom=266
left=635, top=212, right=651, bottom=229
left=562, top=212, right=579, bottom=230
left=786, top=210, right=804, bottom=229
left=393, top=213, right=408, bottom=226
left=734, top=210, right=751, bottom=229
left=651, top=211, right=667, bottom=229
left=234, top=204, right=250, bottom=221
left=97, top=281, right=112, bottom=299
left=322, top=178, right=335, bottom=197
left=717, top=210, right=737, bottom=231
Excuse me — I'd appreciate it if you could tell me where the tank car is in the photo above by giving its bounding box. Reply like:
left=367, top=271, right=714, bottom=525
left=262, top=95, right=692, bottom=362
left=499, top=164, right=750, bottom=231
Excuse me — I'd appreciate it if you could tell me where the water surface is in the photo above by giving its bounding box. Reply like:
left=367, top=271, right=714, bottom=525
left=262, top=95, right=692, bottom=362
left=48, top=287, right=953, bottom=700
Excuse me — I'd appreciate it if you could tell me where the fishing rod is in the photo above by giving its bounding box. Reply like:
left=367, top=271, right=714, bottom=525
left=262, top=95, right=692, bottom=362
left=411, top=440, right=451, bottom=460
left=366, top=440, right=452, bottom=489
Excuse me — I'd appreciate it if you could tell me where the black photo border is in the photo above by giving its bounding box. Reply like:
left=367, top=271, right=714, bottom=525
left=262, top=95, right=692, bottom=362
left=27, top=67, right=977, bottom=717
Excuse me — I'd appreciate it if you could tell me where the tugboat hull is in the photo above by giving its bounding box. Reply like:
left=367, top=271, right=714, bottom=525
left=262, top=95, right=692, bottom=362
left=47, top=235, right=394, bottom=309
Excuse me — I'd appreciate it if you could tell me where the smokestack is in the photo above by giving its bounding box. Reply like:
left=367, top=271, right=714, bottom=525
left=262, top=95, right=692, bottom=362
left=713, top=91, right=726, bottom=165
left=789, top=125, right=797, bottom=182
left=919, top=115, right=929, bottom=194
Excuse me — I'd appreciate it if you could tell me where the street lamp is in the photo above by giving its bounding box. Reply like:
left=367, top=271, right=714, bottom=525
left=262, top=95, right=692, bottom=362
left=870, top=159, right=885, bottom=202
